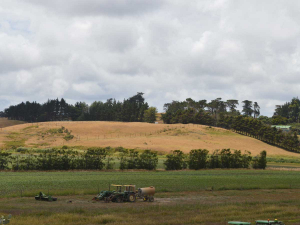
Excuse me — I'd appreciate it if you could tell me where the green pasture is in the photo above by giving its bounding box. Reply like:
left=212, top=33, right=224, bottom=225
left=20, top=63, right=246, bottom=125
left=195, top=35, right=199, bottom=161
left=1, top=170, right=300, bottom=198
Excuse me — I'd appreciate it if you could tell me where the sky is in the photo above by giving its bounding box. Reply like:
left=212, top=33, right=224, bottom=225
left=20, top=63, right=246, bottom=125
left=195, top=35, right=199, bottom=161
left=1, top=0, right=300, bottom=116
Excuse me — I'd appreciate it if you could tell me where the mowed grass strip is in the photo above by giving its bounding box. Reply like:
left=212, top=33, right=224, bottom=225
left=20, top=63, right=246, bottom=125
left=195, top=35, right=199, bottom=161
left=1, top=170, right=300, bottom=197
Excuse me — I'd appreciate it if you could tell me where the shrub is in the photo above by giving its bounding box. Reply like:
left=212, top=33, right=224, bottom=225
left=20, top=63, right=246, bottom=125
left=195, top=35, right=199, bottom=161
left=127, top=149, right=139, bottom=169
left=252, top=150, right=267, bottom=169
left=220, top=148, right=232, bottom=168
left=16, top=147, right=29, bottom=153
left=63, top=134, right=74, bottom=141
left=208, top=150, right=221, bottom=169
left=0, top=152, right=12, bottom=170
left=137, top=150, right=158, bottom=170
left=117, top=147, right=129, bottom=170
left=188, top=149, right=209, bottom=169
left=164, top=150, right=187, bottom=170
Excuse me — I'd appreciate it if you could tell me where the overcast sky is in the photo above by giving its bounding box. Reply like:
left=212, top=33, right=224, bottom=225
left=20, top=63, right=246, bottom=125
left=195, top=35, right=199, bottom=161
left=1, top=0, right=300, bottom=116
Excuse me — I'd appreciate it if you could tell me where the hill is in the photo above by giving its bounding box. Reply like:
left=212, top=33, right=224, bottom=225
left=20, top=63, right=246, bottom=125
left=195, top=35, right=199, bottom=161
left=0, top=121, right=299, bottom=158
left=0, top=118, right=26, bottom=128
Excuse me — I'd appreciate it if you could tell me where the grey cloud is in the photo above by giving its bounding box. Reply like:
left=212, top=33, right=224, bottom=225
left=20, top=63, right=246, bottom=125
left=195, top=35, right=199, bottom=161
left=21, top=0, right=165, bottom=17
left=2, top=0, right=300, bottom=116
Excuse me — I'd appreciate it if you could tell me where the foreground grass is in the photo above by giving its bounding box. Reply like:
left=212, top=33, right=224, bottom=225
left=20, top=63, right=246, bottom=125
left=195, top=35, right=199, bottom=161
left=1, top=170, right=300, bottom=198
left=1, top=189, right=300, bottom=225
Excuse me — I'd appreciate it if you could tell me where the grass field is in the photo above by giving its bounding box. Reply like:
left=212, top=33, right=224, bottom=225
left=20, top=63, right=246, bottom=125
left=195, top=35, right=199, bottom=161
left=1, top=170, right=300, bottom=224
left=1, top=189, right=300, bottom=225
left=1, top=120, right=300, bottom=159
left=1, top=119, right=300, bottom=224
left=1, top=170, right=300, bottom=198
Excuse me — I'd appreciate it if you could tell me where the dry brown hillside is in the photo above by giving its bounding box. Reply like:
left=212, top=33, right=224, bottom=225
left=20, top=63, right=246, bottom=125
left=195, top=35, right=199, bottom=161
left=0, top=121, right=299, bottom=157
left=0, top=117, right=26, bottom=128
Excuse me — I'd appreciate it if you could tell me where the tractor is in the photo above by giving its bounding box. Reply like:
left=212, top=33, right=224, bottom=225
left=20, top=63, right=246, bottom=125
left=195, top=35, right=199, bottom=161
left=93, top=185, right=137, bottom=203
left=35, top=192, right=57, bottom=202
left=93, top=184, right=155, bottom=203
left=107, top=185, right=137, bottom=203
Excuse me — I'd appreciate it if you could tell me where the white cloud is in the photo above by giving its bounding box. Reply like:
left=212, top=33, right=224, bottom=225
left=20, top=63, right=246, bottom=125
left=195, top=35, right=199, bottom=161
left=1, top=0, right=300, bottom=116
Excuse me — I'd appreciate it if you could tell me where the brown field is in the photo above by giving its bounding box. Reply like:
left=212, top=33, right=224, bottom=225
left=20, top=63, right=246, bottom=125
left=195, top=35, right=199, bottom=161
left=0, top=117, right=26, bottom=128
left=0, top=120, right=299, bottom=157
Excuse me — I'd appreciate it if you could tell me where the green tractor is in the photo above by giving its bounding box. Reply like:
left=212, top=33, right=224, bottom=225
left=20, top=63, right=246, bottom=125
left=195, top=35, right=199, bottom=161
left=108, top=185, right=137, bottom=203
left=35, top=192, right=57, bottom=202
left=93, top=184, right=155, bottom=203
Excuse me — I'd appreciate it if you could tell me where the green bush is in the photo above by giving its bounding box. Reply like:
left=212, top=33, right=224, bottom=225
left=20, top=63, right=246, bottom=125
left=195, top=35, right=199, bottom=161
left=252, top=150, right=267, bottom=169
left=0, top=152, right=12, bottom=170
left=137, top=150, right=158, bottom=170
left=63, top=134, right=74, bottom=141
left=164, top=150, right=187, bottom=170
left=188, top=149, right=209, bottom=169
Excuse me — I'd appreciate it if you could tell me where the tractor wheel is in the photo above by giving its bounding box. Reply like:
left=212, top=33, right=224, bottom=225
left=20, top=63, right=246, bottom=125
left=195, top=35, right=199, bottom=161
left=128, top=194, right=136, bottom=202
left=143, top=197, right=148, bottom=202
left=149, top=196, right=154, bottom=202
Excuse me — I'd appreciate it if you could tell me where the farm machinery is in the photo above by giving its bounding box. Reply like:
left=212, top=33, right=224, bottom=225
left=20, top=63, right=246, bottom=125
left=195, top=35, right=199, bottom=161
left=228, top=219, right=285, bottom=225
left=0, top=215, right=12, bottom=224
left=93, top=184, right=155, bottom=203
left=35, top=192, right=57, bottom=202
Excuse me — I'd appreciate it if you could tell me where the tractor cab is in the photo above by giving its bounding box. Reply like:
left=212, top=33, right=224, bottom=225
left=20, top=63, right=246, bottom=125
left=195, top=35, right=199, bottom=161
left=255, top=220, right=284, bottom=225
left=112, top=185, right=123, bottom=193
left=124, top=185, right=136, bottom=193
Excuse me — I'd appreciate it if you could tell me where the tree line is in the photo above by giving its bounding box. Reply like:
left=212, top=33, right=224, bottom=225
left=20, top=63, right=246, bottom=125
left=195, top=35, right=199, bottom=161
left=1, top=93, right=157, bottom=123
left=0, top=147, right=267, bottom=171
left=0, top=147, right=159, bottom=171
left=164, top=149, right=267, bottom=170
left=162, top=98, right=260, bottom=125
left=274, top=97, right=300, bottom=123
left=162, top=98, right=300, bottom=153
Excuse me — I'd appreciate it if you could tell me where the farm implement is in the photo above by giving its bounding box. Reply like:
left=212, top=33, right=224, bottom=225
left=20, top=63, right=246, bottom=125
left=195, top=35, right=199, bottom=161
left=93, top=184, right=155, bottom=203
left=35, top=192, right=57, bottom=202
left=0, top=215, right=12, bottom=224
left=228, top=219, right=285, bottom=225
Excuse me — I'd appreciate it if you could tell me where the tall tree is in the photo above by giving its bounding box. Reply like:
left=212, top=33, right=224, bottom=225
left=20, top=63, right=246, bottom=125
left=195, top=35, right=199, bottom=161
left=253, top=102, right=260, bottom=118
left=144, top=107, right=157, bottom=123
left=226, top=100, right=239, bottom=115
left=242, top=100, right=253, bottom=117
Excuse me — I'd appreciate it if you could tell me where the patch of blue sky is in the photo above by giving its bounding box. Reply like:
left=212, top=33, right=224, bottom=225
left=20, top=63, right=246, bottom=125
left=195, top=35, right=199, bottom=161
left=6, top=20, right=32, bottom=34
